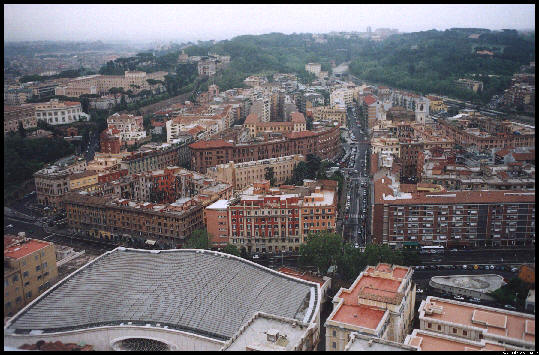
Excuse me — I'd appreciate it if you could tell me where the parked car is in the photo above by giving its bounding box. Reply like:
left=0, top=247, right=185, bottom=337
left=454, top=295, right=465, bottom=301
left=470, top=297, right=481, bottom=303
left=489, top=265, right=495, bottom=270
left=504, top=304, right=517, bottom=310
left=252, top=254, right=260, bottom=260
left=462, top=265, right=467, bottom=269
left=417, top=288, right=424, bottom=293
left=511, top=267, right=518, bottom=273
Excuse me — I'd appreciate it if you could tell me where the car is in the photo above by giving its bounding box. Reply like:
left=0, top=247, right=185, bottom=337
left=417, top=288, right=424, bottom=293
left=489, top=265, right=495, bottom=270
left=511, top=267, right=518, bottom=273
left=252, top=254, right=260, bottom=260
left=450, top=248, right=458, bottom=252
left=454, top=295, right=465, bottom=301
left=504, top=304, right=517, bottom=310
left=470, top=297, right=481, bottom=303
left=6, top=224, right=14, bottom=228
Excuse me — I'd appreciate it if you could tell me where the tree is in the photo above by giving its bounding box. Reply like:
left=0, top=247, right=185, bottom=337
left=184, top=229, right=210, bottom=249
left=240, top=246, right=249, bottom=259
left=264, top=167, right=276, bottom=186
left=18, top=121, right=26, bottom=138
left=299, top=231, right=343, bottom=275
left=221, top=244, right=240, bottom=257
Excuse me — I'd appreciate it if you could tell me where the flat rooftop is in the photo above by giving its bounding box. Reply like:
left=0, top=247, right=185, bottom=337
left=420, top=296, right=535, bottom=345
left=345, top=333, right=417, bottom=351
left=222, top=313, right=311, bottom=351
left=5, top=248, right=319, bottom=341
left=405, top=329, right=509, bottom=351
left=332, top=304, right=386, bottom=330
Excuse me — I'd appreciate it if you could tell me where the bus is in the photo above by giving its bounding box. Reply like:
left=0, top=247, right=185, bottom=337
left=420, top=245, right=445, bottom=254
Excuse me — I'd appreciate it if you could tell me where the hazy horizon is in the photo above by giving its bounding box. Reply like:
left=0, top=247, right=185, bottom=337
left=4, top=4, right=535, bottom=43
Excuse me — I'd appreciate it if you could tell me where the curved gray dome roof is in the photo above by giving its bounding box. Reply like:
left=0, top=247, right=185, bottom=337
left=7, top=248, right=318, bottom=340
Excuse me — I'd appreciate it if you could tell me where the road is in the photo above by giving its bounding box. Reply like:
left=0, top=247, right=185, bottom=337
left=340, top=104, right=370, bottom=247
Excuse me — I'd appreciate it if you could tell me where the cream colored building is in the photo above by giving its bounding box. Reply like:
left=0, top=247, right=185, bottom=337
left=33, top=99, right=90, bottom=125
left=56, top=71, right=167, bottom=96
left=311, top=105, right=347, bottom=126
left=330, top=88, right=354, bottom=108
left=207, top=154, right=305, bottom=190
left=325, top=263, right=415, bottom=351
left=69, top=170, right=99, bottom=191
left=371, top=137, right=400, bottom=156
left=86, top=152, right=131, bottom=172
left=305, top=63, right=322, bottom=77
left=417, top=296, right=534, bottom=350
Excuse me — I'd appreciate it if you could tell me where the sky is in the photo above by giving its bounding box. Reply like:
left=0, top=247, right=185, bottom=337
left=4, top=4, right=535, bottom=43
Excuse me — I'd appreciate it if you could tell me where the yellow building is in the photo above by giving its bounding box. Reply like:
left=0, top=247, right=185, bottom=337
left=4, top=236, right=59, bottom=317
left=311, top=105, right=347, bottom=126
left=244, top=112, right=306, bottom=138
left=69, top=170, right=99, bottom=191
left=207, top=154, right=305, bottom=190
left=426, top=95, right=447, bottom=113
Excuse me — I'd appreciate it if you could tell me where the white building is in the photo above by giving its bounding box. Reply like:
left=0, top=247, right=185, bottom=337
left=330, top=88, right=354, bottom=108
left=33, top=99, right=90, bottom=125
left=107, top=113, right=146, bottom=144
left=305, top=63, right=322, bottom=77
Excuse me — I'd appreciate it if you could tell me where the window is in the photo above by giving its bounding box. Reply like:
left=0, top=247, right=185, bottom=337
left=26, top=291, right=32, bottom=298
left=332, top=342, right=336, bottom=349
left=427, top=322, right=432, bottom=329
left=438, top=325, right=441, bottom=331
left=4, top=280, right=8, bottom=287
left=333, top=330, right=336, bottom=337
left=24, top=281, right=30, bottom=287
left=23, top=271, right=29, bottom=278
left=36, top=265, right=41, bottom=271
left=463, top=330, right=467, bottom=336
left=452, top=328, right=457, bottom=334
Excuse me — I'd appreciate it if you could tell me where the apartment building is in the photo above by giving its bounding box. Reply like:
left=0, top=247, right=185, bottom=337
left=455, top=78, right=484, bottom=92
left=416, top=296, right=534, bottom=350
left=439, top=115, right=535, bottom=150
left=243, top=75, right=268, bottom=87
left=224, top=179, right=337, bottom=254
left=330, top=88, right=354, bottom=107
left=311, top=105, right=347, bottom=126
left=86, top=152, right=131, bottom=172
left=244, top=111, right=306, bottom=138
left=372, top=175, right=535, bottom=249
left=404, top=329, right=522, bottom=351
left=106, top=113, right=147, bottom=146
left=426, top=95, right=447, bottom=113
left=204, top=200, right=230, bottom=249
left=364, top=95, right=379, bottom=129
left=69, top=170, right=99, bottom=192
left=189, top=126, right=341, bottom=173
left=325, top=263, right=415, bottom=351
left=250, top=97, right=271, bottom=122
left=4, top=236, right=58, bottom=317
left=99, top=128, right=122, bottom=154
left=305, top=63, right=322, bottom=77
left=206, top=154, right=305, bottom=190
left=119, top=142, right=189, bottom=174
left=4, top=105, right=37, bottom=134
left=33, top=99, right=89, bottom=125
left=64, top=193, right=204, bottom=248
left=34, top=155, right=87, bottom=209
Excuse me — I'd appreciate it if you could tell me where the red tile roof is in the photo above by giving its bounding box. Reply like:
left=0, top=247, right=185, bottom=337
left=364, top=95, right=377, bottom=106
left=244, top=113, right=259, bottom=124
left=189, top=139, right=234, bottom=150
left=4, top=239, right=51, bottom=259
left=284, top=130, right=317, bottom=139
left=290, top=112, right=306, bottom=123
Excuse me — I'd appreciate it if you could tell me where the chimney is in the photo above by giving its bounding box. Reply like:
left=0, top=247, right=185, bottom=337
left=368, top=339, right=374, bottom=347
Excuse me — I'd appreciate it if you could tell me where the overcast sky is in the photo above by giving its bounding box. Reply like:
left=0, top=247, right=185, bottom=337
left=4, top=4, right=535, bottom=43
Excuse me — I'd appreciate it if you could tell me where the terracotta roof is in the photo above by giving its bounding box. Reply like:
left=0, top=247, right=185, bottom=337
left=187, top=125, right=205, bottom=136
left=284, top=130, right=317, bottom=139
left=290, top=112, right=306, bottom=123
left=495, top=148, right=511, bottom=157
left=277, top=266, right=325, bottom=287
left=364, top=95, right=377, bottom=106
left=512, top=151, right=535, bottom=161
left=245, top=113, right=260, bottom=124
left=189, top=139, right=234, bottom=150
left=4, top=239, right=51, bottom=259
left=331, top=304, right=386, bottom=329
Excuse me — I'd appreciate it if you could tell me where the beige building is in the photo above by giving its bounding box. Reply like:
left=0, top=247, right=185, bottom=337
left=69, top=170, right=99, bottom=191
left=371, top=137, right=400, bottom=156
left=325, top=263, right=415, bottom=351
left=4, top=235, right=58, bottom=317
left=206, top=154, right=306, bottom=190
left=34, top=155, right=87, bottom=209
left=244, top=112, right=306, bottom=138
left=4, top=105, right=37, bottom=134
left=417, top=296, right=534, bottom=350
left=311, top=105, right=347, bottom=126
left=86, top=152, right=130, bottom=172
left=330, top=88, right=354, bottom=108
left=33, top=99, right=89, bottom=125
left=106, top=112, right=147, bottom=145
left=305, top=63, right=322, bottom=77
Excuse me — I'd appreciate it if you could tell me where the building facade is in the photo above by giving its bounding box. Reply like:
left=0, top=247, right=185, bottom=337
left=206, top=154, right=305, bottom=190
left=4, top=236, right=58, bottom=317
left=372, top=175, right=535, bottom=248
left=4, top=105, right=37, bottom=134
left=33, top=99, right=89, bottom=125
left=189, top=126, right=341, bottom=173
left=325, top=263, right=415, bottom=351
